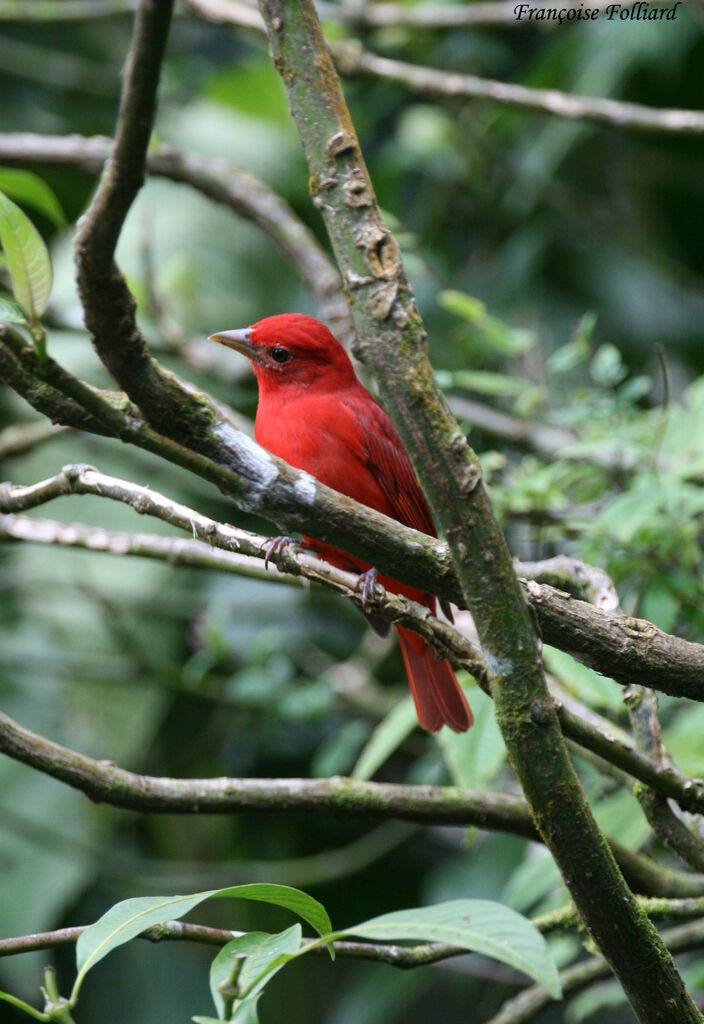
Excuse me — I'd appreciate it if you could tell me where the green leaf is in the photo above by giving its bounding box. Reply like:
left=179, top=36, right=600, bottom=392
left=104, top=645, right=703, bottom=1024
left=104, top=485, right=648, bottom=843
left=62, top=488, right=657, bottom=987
left=73, top=884, right=331, bottom=1003
left=0, top=168, right=66, bottom=227
left=351, top=697, right=417, bottom=780
left=437, top=368, right=543, bottom=403
left=209, top=926, right=302, bottom=1021
left=547, top=313, right=595, bottom=374
left=0, top=295, right=31, bottom=328
left=543, top=647, right=622, bottom=713
left=438, top=289, right=534, bottom=357
left=593, top=481, right=661, bottom=544
left=0, top=190, right=53, bottom=323
left=342, top=900, right=561, bottom=998
left=438, top=685, right=506, bottom=788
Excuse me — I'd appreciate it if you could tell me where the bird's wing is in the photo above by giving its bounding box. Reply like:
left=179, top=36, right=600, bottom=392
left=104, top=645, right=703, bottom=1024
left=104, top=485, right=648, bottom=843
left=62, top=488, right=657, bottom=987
left=342, top=391, right=437, bottom=537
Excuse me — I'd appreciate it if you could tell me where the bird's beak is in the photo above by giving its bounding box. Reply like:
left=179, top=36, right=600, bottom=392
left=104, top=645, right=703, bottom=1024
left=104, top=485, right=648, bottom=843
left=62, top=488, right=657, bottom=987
left=208, top=328, right=260, bottom=362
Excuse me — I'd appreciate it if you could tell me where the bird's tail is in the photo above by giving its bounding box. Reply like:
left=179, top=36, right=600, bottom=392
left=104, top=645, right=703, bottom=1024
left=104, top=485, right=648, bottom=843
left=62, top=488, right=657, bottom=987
left=396, top=626, right=473, bottom=733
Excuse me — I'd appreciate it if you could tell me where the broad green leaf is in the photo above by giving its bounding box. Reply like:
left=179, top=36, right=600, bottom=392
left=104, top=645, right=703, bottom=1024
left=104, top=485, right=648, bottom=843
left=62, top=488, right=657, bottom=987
left=543, top=647, right=621, bottom=712
left=0, top=295, right=30, bottom=328
left=213, top=884, right=331, bottom=940
left=0, top=168, right=66, bottom=227
left=342, top=900, right=561, bottom=998
left=593, top=789, right=651, bottom=851
left=73, top=884, right=331, bottom=1002
left=351, top=697, right=417, bottom=780
left=438, top=685, right=506, bottom=788
left=0, top=190, right=52, bottom=322
left=209, top=926, right=302, bottom=1020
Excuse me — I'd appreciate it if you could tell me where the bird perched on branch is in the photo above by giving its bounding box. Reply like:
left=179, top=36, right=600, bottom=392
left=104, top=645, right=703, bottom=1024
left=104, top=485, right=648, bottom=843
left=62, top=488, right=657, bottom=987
left=210, top=313, right=473, bottom=733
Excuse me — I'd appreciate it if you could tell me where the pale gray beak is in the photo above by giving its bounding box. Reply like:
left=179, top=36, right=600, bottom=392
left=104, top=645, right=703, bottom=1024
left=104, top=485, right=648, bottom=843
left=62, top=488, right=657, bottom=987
left=208, top=328, right=259, bottom=361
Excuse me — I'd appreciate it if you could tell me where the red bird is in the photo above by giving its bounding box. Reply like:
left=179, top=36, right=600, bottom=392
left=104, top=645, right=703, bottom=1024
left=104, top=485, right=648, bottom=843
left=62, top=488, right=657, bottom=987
left=210, top=313, right=473, bottom=733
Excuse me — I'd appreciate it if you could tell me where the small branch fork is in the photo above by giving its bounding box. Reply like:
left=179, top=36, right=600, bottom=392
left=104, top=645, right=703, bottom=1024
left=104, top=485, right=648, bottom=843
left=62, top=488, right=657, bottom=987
left=0, top=465, right=485, bottom=676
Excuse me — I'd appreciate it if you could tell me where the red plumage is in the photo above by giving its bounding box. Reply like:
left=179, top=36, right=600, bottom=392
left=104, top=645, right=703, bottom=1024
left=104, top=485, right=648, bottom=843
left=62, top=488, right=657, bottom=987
left=211, top=313, right=473, bottom=733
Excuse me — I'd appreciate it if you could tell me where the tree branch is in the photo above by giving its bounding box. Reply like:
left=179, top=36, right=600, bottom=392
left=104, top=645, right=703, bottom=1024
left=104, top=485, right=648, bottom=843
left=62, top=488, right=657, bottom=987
left=487, top=918, right=704, bottom=1024
left=2, top=903, right=703, bottom=978
left=0, top=707, right=533, bottom=831
left=184, top=0, right=704, bottom=135
left=334, top=42, right=704, bottom=136
left=0, top=132, right=351, bottom=346
left=4, top=327, right=704, bottom=705
left=256, top=2, right=702, bottom=1020
left=0, top=420, right=69, bottom=460
left=4, top=467, right=704, bottom=822
left=516, top=555, right=619, bottom=611
left=0, top=511, right=485, bottom=677
left=1, top=705, right=702, bottom=898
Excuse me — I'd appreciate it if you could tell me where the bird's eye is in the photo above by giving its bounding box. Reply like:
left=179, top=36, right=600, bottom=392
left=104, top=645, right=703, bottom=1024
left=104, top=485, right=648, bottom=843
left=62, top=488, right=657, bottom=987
left=270, top=347, right=292, bottom=364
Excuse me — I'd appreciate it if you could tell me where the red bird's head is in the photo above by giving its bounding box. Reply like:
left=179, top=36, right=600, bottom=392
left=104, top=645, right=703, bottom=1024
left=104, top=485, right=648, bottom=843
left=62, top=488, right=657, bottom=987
left=210, top=313, right=357, bottom=393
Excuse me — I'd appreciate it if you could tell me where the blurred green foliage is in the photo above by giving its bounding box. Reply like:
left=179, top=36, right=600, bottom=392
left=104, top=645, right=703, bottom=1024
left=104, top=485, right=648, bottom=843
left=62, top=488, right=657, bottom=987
left=1, top=2, right=704, bottom=1022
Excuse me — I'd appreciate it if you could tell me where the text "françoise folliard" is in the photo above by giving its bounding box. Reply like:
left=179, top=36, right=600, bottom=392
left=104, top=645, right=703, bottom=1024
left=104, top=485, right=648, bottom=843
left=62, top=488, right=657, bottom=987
left=514, top=2, right=681, bottom=22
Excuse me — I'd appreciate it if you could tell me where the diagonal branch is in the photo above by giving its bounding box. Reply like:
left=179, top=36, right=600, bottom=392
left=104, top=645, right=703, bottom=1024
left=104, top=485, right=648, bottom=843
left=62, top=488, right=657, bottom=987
left=256, top=2, right=703, bottom=1020
left=2, top=706, right=703, bottom=898
left=3, top=330, right=704, bottom=703
left=4, top=467, right=704, bottom=818
left=0, top=708, right=534, bottom=832
left=0, top=132, right=350, bottom=346
left=334, top=44, right=704, bottom=136
left=185, top=0, right=704, bottom=136
left=487, top=918, right=704, bottom=1024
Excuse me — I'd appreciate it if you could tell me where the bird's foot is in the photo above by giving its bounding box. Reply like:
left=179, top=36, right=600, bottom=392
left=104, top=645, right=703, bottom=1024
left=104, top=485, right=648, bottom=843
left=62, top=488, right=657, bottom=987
left=355, top=566, right=380, bottom=612
left=262, top=535, right=297, bottom=571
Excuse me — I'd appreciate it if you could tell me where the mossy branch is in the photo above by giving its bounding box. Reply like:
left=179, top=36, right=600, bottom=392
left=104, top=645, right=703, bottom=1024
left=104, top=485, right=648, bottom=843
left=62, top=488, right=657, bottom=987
left=255, top=1, right=703, bottom=1020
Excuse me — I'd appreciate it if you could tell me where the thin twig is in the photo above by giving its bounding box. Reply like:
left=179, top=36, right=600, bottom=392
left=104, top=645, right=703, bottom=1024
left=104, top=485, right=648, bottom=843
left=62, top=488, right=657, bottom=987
left=0, top=132, right=350, bottom=344
left=4, top=328, right=704, bottom=703
left=3, top=466, right=704, bottom=818
left=0, top=512, right=484, bottom=675
left=1, top=704, right=702, bottom=897
left=0, top=421, right=69, bottom=460
left=335, top=43, right=704, bottom=136
left=516, top=555, right=619, bottom=611
left=0, top=0, right=136, bottom=17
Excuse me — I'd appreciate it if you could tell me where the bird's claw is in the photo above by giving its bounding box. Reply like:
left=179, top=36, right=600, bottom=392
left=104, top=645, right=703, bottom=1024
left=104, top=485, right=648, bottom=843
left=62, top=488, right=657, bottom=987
left=263, top=535, right=296, bottom=571
left=355, top=566, right=379, bottom=611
